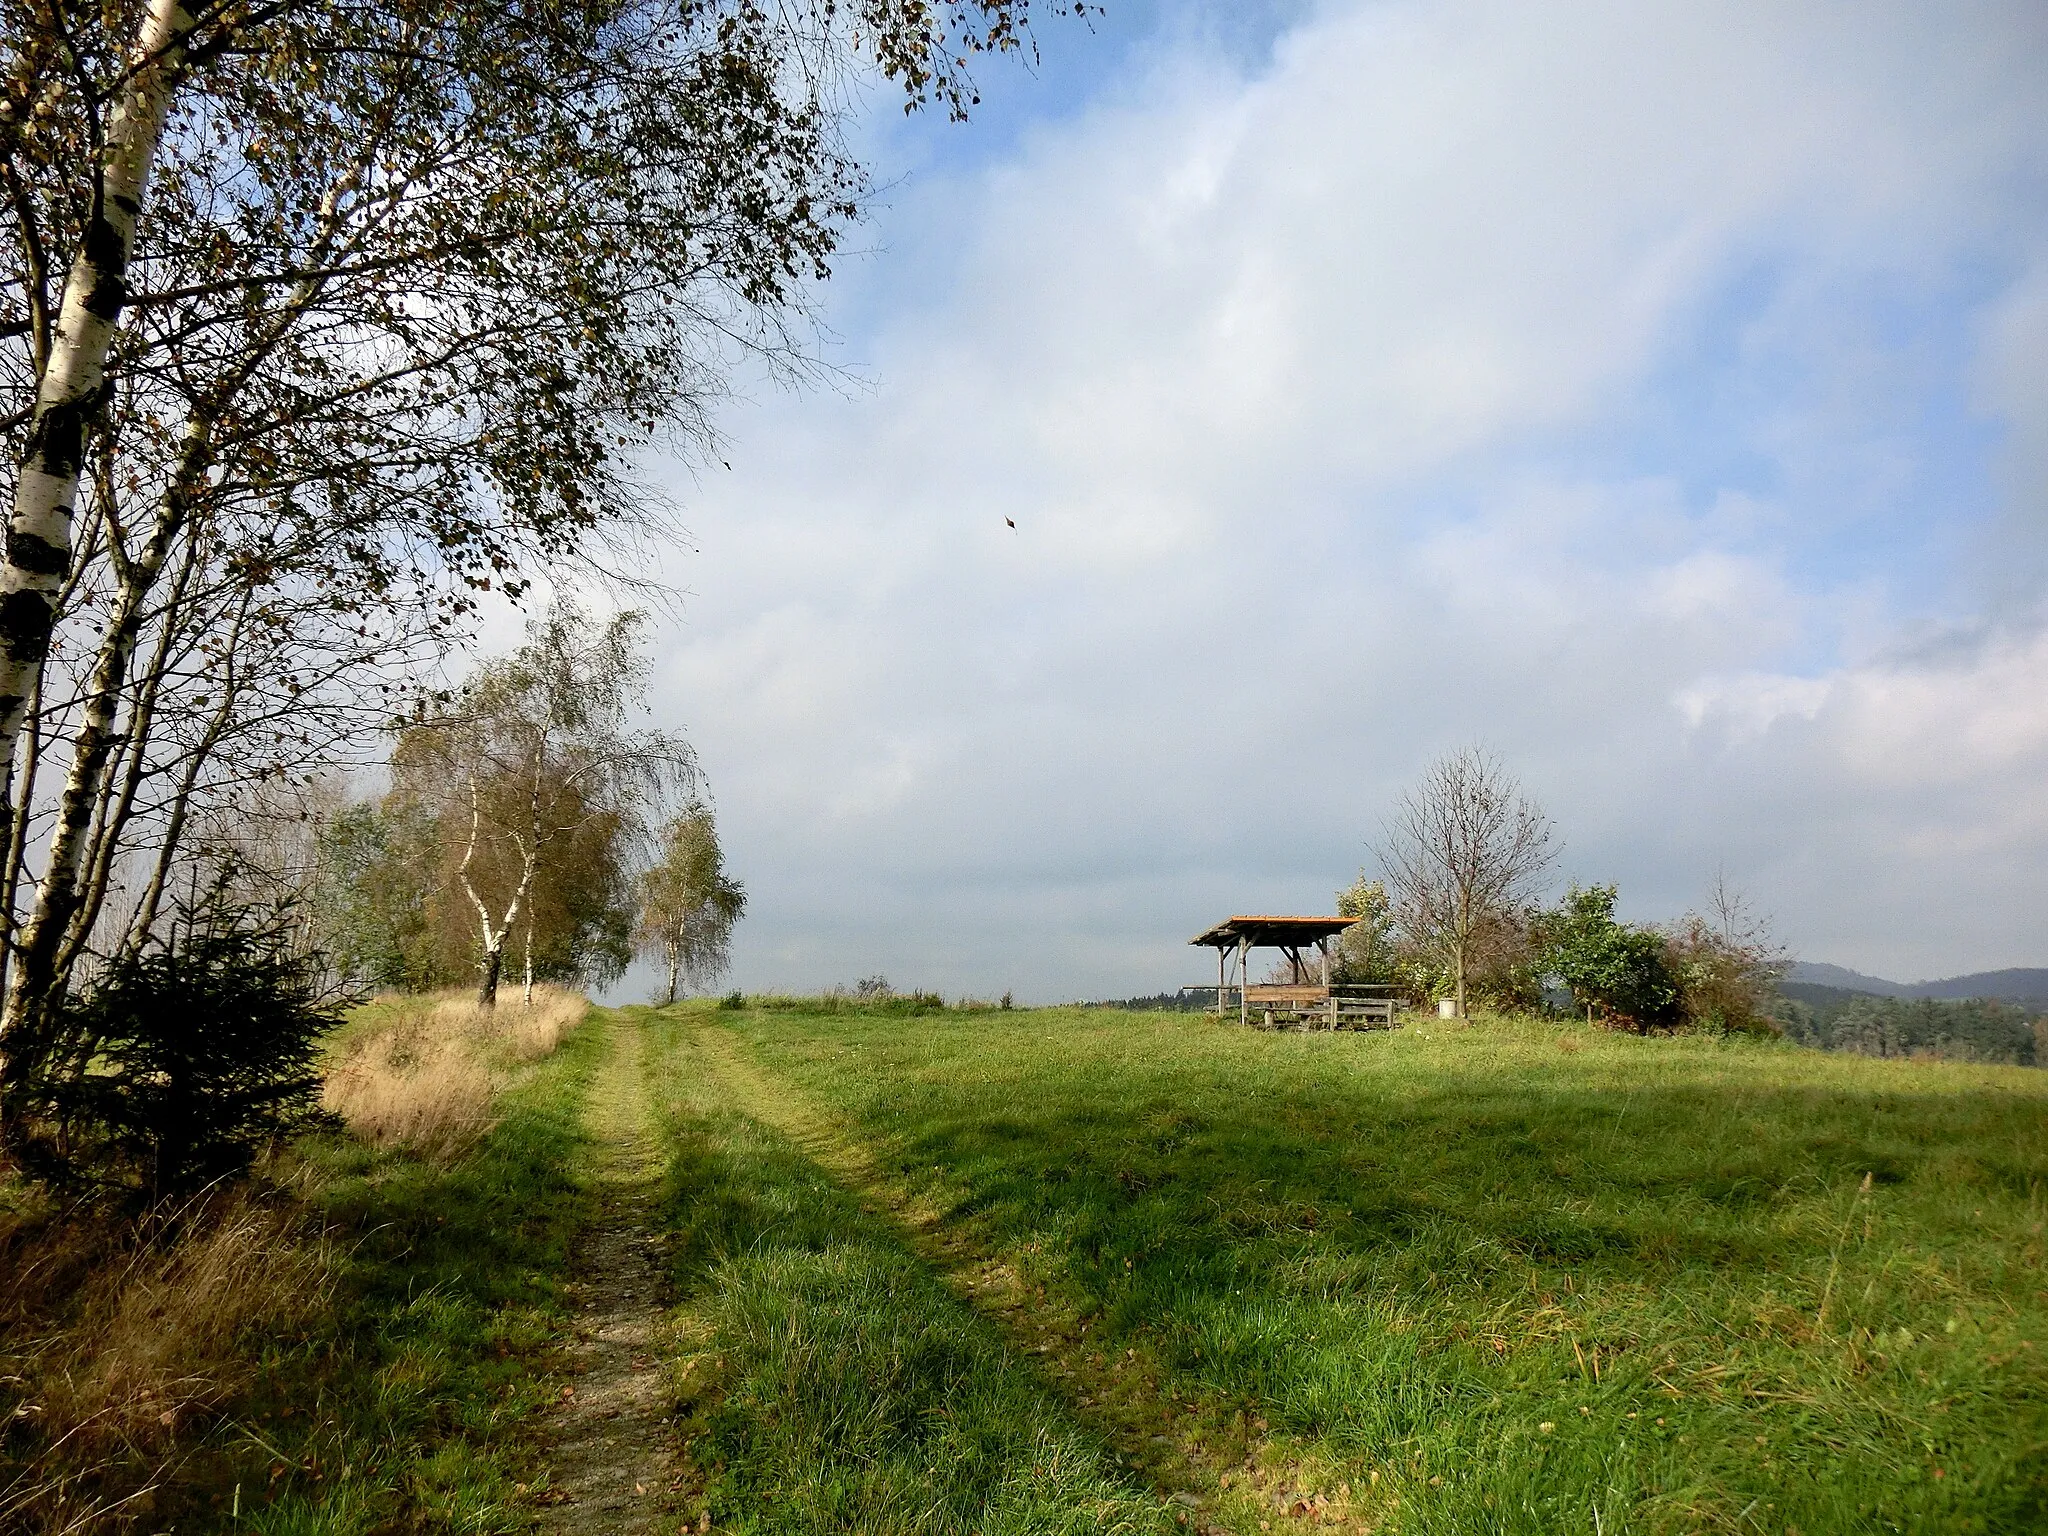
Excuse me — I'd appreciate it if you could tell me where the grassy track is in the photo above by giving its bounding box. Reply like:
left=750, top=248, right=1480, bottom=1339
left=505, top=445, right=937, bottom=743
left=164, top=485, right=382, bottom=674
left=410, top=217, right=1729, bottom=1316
left=637, top=1005, right=1182, bottom=1536
left=46, top=997, right=2032, bottom=1533
left=664, top=1001, right=2048, bottom=1536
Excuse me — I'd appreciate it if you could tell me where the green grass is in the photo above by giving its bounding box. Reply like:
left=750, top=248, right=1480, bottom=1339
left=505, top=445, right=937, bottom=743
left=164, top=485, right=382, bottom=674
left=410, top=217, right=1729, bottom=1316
left=682, top=1003, right=2048, bottom=1535
left=638, top=1005, right=1179, bottom=1536
left=198, top=1007, right=603, bottom=1534
left=33, top=995, right=2036, bottom=1534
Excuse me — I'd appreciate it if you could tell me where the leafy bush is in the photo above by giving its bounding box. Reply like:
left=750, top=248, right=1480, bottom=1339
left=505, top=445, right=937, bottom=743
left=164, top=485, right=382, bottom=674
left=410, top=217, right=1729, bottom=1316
left=719, top=990, right=746, bottom=1010
left=1534, top=885, right=1681, bottom=1030
left=22, top=924, right=340, bottom=1197
left=1331, top=875, right=1400, bottom=984
left=1663, top=890, right=1786, bottom=1035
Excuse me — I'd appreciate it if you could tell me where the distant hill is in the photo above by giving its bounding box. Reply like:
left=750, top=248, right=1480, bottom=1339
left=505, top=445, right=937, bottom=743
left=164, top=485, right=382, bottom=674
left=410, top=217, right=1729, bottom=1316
left=1786, top=962, right=1912, bottom=996
left=1912, top=969, right=2048, bottom=1002
left=1788, top=962, right=2048, bottom=1004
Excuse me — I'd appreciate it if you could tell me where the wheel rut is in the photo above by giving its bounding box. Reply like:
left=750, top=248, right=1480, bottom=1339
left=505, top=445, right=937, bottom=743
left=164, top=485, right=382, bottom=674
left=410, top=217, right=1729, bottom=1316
left=535, top=1013, right=678, bottom=1536
left=685, top=1022, right=1345, bottom=1536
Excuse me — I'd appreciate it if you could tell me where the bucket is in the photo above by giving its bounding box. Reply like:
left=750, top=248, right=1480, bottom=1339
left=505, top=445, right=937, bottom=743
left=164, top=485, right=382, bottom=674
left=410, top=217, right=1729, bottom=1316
left=1437, top=998, right=1458, bottom=1019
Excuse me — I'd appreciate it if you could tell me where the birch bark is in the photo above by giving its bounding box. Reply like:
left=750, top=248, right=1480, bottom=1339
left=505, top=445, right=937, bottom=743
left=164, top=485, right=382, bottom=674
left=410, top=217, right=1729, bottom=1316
left=459, top=770, right=541, bottom=1010
left=57, top=530, right=205, bottom=981
left=0, top=3, right=194, bottom=942
left=0, top=1, right=195, bottom=1110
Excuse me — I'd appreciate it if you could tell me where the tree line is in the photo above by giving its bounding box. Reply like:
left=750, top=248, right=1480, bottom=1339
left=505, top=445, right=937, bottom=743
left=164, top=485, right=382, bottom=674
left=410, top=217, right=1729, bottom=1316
left=1334, top=746, right=1786, bottom=1033
left=1776, top=992, right=2042, bottom=1067
left=0, top=0, right=1052, bottom=1190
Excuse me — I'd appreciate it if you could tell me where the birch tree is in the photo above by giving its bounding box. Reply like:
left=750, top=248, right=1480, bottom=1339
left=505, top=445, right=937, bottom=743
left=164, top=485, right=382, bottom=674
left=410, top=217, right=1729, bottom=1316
left=0, top=0, right=1060, bottom=1117
left=1378, top=747, right=1557, bottom=1018
left=394, top=603, right=690, bottom=1008
left=637, top=803, right=746, bottom=1006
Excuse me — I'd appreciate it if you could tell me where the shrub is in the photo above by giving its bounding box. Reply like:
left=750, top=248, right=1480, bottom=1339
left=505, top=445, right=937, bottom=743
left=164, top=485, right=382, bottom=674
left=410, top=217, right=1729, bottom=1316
left=23, top=925, right=340, bottom=1197
left=1664, top=911, right=1784, bottom=1035
left=1331, top=875, right=1399, bottom=984
left=1534, top=885, right=1682, bottom=1031
left=720, top=990, right=746, bottom=1010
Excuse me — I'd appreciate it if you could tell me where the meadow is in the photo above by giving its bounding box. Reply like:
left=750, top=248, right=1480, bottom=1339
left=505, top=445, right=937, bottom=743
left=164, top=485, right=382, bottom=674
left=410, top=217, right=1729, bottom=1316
left=6, top=996, right=2045, bottom=1535
left=657, top=1002, right=2048, bottom=1536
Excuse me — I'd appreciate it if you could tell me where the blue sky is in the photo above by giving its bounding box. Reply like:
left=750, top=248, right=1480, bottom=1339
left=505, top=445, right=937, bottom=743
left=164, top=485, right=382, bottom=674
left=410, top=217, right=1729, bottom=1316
left=619, top=0, right=2048, bottom=999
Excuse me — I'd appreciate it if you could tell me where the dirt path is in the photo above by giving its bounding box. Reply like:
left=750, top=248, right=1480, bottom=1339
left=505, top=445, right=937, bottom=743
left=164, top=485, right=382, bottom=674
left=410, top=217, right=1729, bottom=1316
left=536, top=1013, right=678, bottom=1536
left=685, top=1023, right=1341, bottom=1536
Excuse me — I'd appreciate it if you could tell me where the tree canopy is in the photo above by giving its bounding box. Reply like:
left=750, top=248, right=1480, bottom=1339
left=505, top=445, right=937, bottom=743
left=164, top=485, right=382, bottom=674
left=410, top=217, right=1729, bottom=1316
left=0, top=0, right=1062, bottom=1140
left=637, top=803, right=746, bottom=1005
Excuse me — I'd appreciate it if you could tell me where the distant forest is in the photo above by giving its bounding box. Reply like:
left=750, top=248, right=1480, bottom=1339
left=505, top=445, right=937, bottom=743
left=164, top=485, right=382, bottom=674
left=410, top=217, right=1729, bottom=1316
left=1774, top=985, right=2045, bottom=1068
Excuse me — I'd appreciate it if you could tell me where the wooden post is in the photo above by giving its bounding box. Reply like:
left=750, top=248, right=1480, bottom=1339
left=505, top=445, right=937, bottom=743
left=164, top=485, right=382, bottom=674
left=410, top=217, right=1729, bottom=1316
left=1237, top=937, right=1248, bottom=1028
left=1216, top=945, right=1225, bottom=1017
left=1321, top=938, right=1335, bottom=1028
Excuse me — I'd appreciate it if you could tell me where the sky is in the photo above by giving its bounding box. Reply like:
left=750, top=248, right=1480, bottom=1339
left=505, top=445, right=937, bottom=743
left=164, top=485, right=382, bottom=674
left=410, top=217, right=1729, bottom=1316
left=616, top=0, right=2048, bottom=1001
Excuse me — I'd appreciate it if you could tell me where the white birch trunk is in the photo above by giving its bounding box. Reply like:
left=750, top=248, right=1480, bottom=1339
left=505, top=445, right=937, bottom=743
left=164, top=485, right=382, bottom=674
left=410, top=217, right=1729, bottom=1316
left=0, top=2, right=193, bottom=1077
left=459, top=770, right=542, bottom=1010
left=57, top=530, right=203, bottom=983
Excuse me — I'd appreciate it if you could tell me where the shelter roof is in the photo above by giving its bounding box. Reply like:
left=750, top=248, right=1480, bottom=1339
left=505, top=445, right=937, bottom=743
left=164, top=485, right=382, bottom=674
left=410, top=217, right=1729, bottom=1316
left=1189, top=914, right=1357, bottom=949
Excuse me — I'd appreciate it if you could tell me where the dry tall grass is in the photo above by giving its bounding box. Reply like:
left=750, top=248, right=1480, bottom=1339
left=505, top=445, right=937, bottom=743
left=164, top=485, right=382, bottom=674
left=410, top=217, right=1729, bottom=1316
left=438, top=982, right=588, bottom=1062
left=0, top=1185, right=331, bottom=1533
left=320, top=984, right=587, bottom=1159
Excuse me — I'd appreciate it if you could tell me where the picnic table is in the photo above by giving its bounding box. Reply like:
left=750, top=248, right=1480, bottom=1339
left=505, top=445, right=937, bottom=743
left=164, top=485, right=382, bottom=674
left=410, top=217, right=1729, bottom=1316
left=1188, top=915, right=1405, bottom=1030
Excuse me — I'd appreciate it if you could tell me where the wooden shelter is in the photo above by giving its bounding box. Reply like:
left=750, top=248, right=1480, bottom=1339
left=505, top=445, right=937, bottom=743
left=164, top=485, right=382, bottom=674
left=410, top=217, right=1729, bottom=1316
left=1189, top=915, right=1401, bottom=1029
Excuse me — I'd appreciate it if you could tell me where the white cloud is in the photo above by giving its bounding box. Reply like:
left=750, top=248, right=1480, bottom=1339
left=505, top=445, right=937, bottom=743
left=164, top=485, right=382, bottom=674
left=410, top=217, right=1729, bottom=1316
left=620, top=0, right=2048, bottom=999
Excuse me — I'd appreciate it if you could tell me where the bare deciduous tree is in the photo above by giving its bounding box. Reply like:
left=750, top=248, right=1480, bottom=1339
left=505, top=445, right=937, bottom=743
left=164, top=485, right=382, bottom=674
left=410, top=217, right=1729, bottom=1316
left=1378, top=747, right=1557, bottom=1018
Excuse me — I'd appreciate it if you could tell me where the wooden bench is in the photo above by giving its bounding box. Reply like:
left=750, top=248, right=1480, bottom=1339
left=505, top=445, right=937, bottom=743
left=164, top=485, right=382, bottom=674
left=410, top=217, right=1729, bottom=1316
left=1242, top=984, right=1400, bottom=1030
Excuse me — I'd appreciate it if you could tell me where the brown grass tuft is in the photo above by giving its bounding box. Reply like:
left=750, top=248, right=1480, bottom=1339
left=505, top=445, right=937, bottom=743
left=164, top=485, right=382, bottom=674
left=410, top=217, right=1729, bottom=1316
left=438, top=982, right=589, bottom=1062
left=320, top=984, right=587, bottom=1159
left=322, top=1012, right=496, bottom=1160
left=0, top=1184, right=331, bottom=1533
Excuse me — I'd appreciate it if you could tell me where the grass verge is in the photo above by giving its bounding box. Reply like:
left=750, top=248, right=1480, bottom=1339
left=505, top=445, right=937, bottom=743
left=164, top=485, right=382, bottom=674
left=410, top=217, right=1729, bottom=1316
left=1, top=989, right=597, bottom=1534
